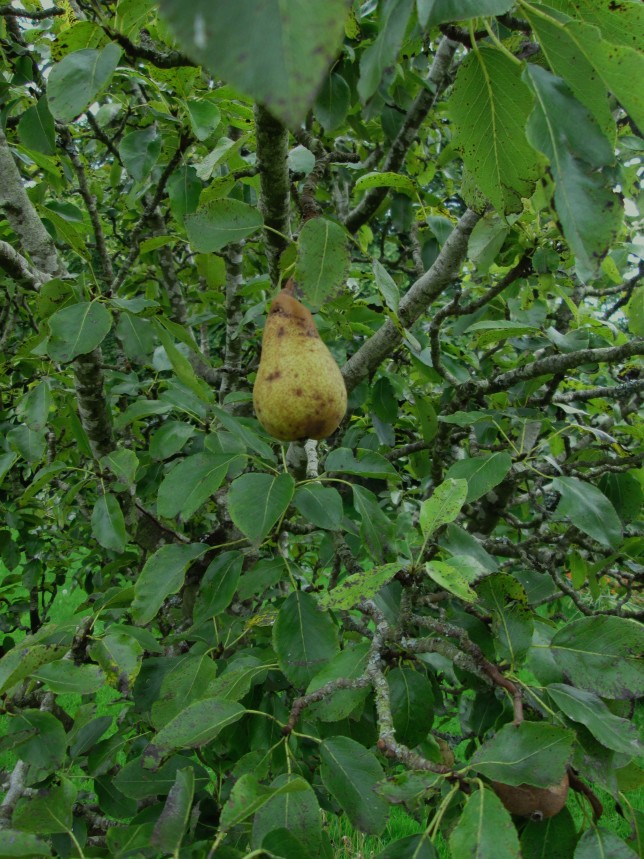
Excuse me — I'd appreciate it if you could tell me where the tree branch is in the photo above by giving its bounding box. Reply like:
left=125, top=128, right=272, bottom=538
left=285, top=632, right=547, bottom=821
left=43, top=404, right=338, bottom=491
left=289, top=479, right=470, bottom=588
left=344, top=36, right=458, bottom=233
left=0, top=241, right=46, bottom=289
left=255, top=104, right=291, bottom=287
left=341, top=208, right=481, bottom=392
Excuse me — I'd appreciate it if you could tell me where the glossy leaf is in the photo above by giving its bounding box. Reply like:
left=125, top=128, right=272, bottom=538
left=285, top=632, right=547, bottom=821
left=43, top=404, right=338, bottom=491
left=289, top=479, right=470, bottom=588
left=320, top=736, right=389, bottom=835
left=151, top=767, right=195, bottom=854
left=220, top=773, right=309, bottom=831
left=143, top=698, right=245, bottom=769
left=295, top=217, right=349, bottom=308
left=158, top=0, right=351, bottom=128
left=420, top=478, right=468, bottom=538
left=469, top=722, right=575, bottom=787
left=12, top=777, right=77, bottom=835
left=449, top=787, right=520, bottom=859
left=445, top=452, right=512, bottom=503
left=551, top=476, right=622, bottom=549
left=388, top=666, right=434, bottom=747
left=47, top=43, right=122, bottom=122
left=573, top=826, right=639, bottom=859
left=549, top=616, right=644, bottom=699
left=132, top=543, right=208, bottom=625
left=228, top=472, right=295, bottom=542
left=251, top=774, right=322, bottom=851
left=293, top=483, right=343, bottom=530
left=450, top=46, right=539, bottom=213
left=306, top=643, right=370, bottom=721
left=273, top=590, right=339, bottom=687
left=91, top=492, right=127, bottom=553
left=185, top=198, right=263, bottom=252
left=193, top=551, right=243, bottom=624
left=157, top=452, right=243, bottom=521
left=47, top=301, right=112, bottom=363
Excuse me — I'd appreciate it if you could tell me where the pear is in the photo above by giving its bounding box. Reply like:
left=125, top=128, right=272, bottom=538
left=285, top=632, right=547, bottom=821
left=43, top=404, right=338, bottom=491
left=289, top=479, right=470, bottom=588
left=253, top=288, right=347, bottom=441
left=492, top=772, right=569, bottom=820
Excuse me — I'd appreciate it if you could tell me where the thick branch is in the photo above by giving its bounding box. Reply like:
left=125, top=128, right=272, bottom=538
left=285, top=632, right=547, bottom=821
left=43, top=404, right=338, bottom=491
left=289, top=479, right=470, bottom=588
left=344, top=36, right=458, bottom=233
left=0, top=4, right=65, bottom=18
left=341, top=208, right=480, bottom=392
left=0, top=126, right=64, bottom=278
left=0, top=241, right=46, bottom=289
left=484, top=340, right=644, bottom=395
left=255, top=105, right=291, bottom=287
left=107, top=28, right=193, bottom=68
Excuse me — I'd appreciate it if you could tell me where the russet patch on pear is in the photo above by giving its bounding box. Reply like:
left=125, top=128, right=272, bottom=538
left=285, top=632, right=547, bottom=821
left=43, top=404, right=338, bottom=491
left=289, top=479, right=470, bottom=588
left=253, top=289, right=347, bottom=441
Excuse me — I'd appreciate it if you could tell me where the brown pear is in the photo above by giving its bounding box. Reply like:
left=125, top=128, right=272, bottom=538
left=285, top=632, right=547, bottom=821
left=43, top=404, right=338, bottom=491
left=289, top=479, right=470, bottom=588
left=253, top=289, right=347, bottom=441
left=492, top=772, right=569, bottom=820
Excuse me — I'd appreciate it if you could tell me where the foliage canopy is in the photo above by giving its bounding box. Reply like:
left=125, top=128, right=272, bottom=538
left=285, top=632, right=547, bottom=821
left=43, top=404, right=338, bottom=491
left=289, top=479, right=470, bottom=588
left=0, top=1, right=643, bottom=857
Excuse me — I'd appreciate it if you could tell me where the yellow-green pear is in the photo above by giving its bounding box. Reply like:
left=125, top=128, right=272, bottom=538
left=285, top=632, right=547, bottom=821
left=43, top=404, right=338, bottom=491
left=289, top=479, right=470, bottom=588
left=253, top=288, right=347, bottom=441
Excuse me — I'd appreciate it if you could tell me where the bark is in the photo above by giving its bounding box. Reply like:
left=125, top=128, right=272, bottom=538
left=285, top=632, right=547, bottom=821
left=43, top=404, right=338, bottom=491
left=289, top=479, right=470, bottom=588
left=344, top=36, right=458, bottom=233
left=341, top=208, right=481, bottom=392
left=255, top=104, right=291, bottom=287
left=0, top=126, right=65, bottom=279
left=219, top=242, right=246, bottom=404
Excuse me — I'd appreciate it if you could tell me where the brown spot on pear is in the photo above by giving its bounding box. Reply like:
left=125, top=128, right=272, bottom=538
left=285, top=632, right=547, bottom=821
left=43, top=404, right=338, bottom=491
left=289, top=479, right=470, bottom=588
left=253, top=289, right=347, bottom=441
left=492, top=773, right=569, bottom=820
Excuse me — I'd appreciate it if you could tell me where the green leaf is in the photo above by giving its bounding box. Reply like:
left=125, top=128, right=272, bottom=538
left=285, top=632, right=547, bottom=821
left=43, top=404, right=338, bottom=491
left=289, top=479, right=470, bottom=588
left=186, top=98, right=221, bottom=140
left=153, top=319, right=214, bottom=403
left=31, top=661, right=106, bottom=695
left=0, top=831, right=52, bottom=857
left=374, top=834, right=438, bottom=859
left=149, top=421, right=196, bottom=460
left=293, top=483, right=343, bottom=530
left=114, top=755, right=210, bottom=799
left=91, top=492, right=127, bottom=553
left=626, top=286, right=644, bottom=337
left=522, top=8, right=615, bottom=138
left=158, top=0, right=351, bottom=128
left=47, top=300, right=112, bottom=363
left=420, top=478, right=468, bottom=538
left=5, top=710, right=66, bottom=775
left=228, top=472, right=295, bottom=542
left=143, top=698, right=245, bottom=769
left=151, top=767, right=195, bottom=854
left=295, top=218, right=349, bottom=308
left=373, top=260, right=400, bottom=314
left=523, top=64, right=622, bottom=281
left=119, top=126, right=161, bottom=182
left=193, top=551, right=243, bottom=624
left=100, top=448, right=139, bottom=485
left=325, top=448, right=400, bottom=480
left=132, top=543, right=208, bottom=625
left=320, top=736, right=389, bottom=835
left=18, top=96, right=56, bottom=155
left=0, top=644, right=67, bottom=695
left=388, top=666, right=434, bottom=747
left=469, top=722, right=575, bottom=787
left=0, top=452, right=17, bottom=485
left=419, top=0, right=513, bottom=28
left=47, top=42, right=122, bottom=122
left=449, top=46, right=540, bottom=213
left=352, top=484, right=395, bottom=563
left=318, top=562, right=401, bottom=610
left=16, top=381, right=51, bottom=432
left=157, top=452, right=243, bottom=521
left=315, top=72, right=351, bottom=131
left=549, top=616, right=644, bottom=699
left=88, top=632, right=143, bottom=693
left=355, top=172, right=417, bottom=196
left=425, top=561, right=477, bottom=603
left=573, top=827, right=639, bottom=859
left=167, top=165, right=202, bottom=225
left=273, top=591, right=339, bottom=687
left=551, top=476, right=622, bottom=549
left=449, top=787, right=520, bottom=859
left=445, top=452, right=512, bottom=503
left=478, top=573, right=533, bottom=665
left=220, top=773, right=309, bottom=832
left=520, top=808, right=578, bottom=859
left=151, top=653, right=219, bottom=728
left=547, top=684, right=642, bottom=756
left=251, top=774, right=322, bottom=851
left=184, top=198, right=263, bottom=252
left=115, top=0, right=156, bottom=37
left=13, top=776, right=77, bottom=835
left=358, top=0, right=414, bottom=103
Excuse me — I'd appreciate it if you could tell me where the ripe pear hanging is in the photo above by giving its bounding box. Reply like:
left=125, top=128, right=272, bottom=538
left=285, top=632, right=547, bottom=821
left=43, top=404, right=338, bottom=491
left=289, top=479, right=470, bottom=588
left=253, top=287, right=347, bottom=441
